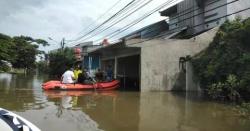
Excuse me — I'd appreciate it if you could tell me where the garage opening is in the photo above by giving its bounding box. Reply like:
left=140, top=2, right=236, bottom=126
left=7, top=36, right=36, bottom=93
left=117, top=55, right=140, bottom=91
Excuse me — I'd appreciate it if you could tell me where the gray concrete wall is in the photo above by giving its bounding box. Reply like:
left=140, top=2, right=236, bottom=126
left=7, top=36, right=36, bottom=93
left=168, top=0, right=249, bottom=35
left=227, top=0, right=250, bottom=20
left=169, top=0, right=200, bottom=34
left=186, top=61, right=201, bottom=91
left=127, top=28, right=218, bottom=92
left=204, top=0, right=228, bottom=29
left=177, top=0, right=196, bottom=30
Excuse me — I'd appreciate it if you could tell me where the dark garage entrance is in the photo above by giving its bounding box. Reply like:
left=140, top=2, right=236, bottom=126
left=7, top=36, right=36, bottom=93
left=117, top=55, right=140, bottom=91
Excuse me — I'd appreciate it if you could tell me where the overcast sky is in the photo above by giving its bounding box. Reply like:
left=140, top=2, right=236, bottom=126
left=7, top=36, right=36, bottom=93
left=0, top=0, right=182, bottom=51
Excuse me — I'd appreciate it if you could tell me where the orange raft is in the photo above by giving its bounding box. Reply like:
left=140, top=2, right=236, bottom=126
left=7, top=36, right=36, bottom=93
left=42, top=80, right=119, bottom=91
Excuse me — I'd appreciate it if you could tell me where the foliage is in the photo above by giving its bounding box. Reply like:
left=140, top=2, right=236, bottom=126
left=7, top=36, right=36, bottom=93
left=0, top=33, right=48, bottom=70
left=235, top=103, right=250, bottom=119
left=36, top=61, right=48, bottom=73
left=0, top=33, right=15, bottom=62
left=0, top=62, right=11, bottom=72
left=12, top=36, right=38, bottom=69
left=48, top=48, right=76, bottom=76
left=208, top=75, right=241, bottom=101
left=192, top=18, right=250, bottom=101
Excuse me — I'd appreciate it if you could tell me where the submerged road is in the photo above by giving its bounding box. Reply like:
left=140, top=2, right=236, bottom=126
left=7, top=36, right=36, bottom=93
left=0, top=73, right=249, bottom=131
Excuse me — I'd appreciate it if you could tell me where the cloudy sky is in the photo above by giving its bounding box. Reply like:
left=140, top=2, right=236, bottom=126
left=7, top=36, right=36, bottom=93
left=0, top=0, right=182, bottom=51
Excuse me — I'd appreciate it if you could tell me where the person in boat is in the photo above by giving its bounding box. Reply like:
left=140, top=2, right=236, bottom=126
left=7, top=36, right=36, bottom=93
left=77, top=68, right=92, bottom=84
left=77, top=71, right=85, bottom=84
left=73, top=65, right=82, bottom=80
left=95, top=68, right=104, bottom=82
left=61, top=68, right=75, bottom=84
left=106, top=65, right=113, bottom=82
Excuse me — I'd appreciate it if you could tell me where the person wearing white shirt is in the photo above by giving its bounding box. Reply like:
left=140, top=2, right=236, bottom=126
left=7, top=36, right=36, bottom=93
left=61, top=68, right=75, bottom=84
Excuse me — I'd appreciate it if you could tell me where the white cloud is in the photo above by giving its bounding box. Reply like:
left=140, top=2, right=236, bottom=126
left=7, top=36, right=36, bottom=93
left=0, top=0, right=181, bottom=51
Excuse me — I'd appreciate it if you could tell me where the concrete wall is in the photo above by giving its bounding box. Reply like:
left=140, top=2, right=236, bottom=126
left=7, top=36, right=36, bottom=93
left=169, top=0, right=198, bottom=34
left=168, top=0, right=250, bottom=35
left=177, top=0, right=196, bottom=33
left=186, top=61, right=201, bottom=91
left=227, top=0, right=250, bottom=20
left=204, top=0, right=228, bottom=29
left=127, top=28, right=218, bottom=92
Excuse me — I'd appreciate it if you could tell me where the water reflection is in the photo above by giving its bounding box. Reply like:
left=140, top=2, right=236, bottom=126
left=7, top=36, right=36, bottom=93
left=0, top=73, right=12, bottom=88
left=0, top=73, right=250, bottom=131
left=44, top=91, right=119, bottom=110
left=43, top=90, right=120, bottom=131
left=138, top=92, right=250, bottom=131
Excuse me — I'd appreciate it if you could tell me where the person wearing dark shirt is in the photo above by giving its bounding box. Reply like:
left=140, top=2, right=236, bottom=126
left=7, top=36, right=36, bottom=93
left=106, top=66, right=113, bottom=81
left=77, top=72, right=85, bottom=84
left=95, top=68, right=104, bottom=82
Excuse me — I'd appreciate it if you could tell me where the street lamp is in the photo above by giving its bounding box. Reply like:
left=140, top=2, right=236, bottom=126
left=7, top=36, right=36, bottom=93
left=48, top=37, right=66, bottom=51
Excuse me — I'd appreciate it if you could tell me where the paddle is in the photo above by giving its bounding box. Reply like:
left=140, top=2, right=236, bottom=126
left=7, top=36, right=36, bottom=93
left=89, top=76, right=97, bottom=91
left=84, top=71, right=97, bottom=91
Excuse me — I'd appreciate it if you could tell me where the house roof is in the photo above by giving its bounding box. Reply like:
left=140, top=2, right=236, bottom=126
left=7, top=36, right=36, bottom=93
left=123, top=20, right=169, bottom=40
left=160, top=5, right=178, bottom=16
left=74, top=41, right=93, bottom=47
left=196, top=0, right=206, bottom=7
left=160, top=0, right=207, bottom=16
left=88, top=40, right=124, bottom=55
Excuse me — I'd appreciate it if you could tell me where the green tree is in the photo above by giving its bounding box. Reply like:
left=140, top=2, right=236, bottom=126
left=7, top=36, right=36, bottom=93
left=11, top=36, right=47, bottom=69
left=0, top=33, right=15, bottom=62
left=0, top=33, right=49, bottom=70
left=192, top=18, right=250, bottom=101
left=48, top=47, right=76, bottom=76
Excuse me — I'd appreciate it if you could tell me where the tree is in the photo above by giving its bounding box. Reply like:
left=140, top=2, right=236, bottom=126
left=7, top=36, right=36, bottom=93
left=192, top=18, right=250, bottom=101
left=0, top=33, right=48, bottom=70
left=48, top=47, right=76, bottom=76
left=0, top=33, right=15, bottom=62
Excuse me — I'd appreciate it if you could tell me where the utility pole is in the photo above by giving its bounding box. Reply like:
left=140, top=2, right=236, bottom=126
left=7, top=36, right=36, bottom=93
left=48, top=37, right=67, bottom=52
left=60, top=37, right=65, bottom=51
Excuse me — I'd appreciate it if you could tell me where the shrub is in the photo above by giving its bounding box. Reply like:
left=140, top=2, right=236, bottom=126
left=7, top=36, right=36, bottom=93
left=0, top=64, right=11, bottom=72
left=193, top=18, right=250, bottom=102
left=208, top=74, right=241, bottom=101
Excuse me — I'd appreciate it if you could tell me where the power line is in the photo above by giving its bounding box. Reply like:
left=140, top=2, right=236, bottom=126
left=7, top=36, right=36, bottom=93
left=116, top=0, right=233, bottom=40
left=101, top=0, right=237, bottom=42
left=93, top=0, right=177, bottom=43
left=72, top=0, right=138, bottom=42
left=74, top=0, right=124, bottom=37
left=78, top=0, right=156, bottom=43
left=66, top=0, right=142, bottom=44
left=71, top=0, right=145, bottom=44
left=170, top=0, right=226, bottom=21
left=65, top=0, right=222, bottom=44
left=127, top=7, right=250, bottom=46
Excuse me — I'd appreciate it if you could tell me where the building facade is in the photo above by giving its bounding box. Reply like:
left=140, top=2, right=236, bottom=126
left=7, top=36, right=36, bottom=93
left=161, top=0, right=250, bottom=37
left=84, top=0, right=250, bottom=91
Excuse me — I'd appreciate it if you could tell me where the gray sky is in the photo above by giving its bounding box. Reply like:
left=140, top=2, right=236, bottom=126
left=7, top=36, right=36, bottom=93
left=0, top=0, right=182, bottom=51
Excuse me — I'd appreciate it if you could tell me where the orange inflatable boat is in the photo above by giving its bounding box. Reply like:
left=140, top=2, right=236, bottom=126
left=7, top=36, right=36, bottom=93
left=42, top=80, right=119, bottom=91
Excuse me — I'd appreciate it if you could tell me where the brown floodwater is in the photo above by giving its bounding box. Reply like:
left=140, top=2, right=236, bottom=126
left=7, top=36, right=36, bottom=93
left=0, top=73, right=250, bottom=131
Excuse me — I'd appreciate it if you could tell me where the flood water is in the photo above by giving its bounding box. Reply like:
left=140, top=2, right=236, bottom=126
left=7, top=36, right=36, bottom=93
left=0, top=73, right=250, bottom=131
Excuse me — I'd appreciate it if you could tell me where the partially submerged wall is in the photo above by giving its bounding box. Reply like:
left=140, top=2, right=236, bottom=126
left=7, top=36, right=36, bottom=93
left=127, top=28, right=218, bottom=92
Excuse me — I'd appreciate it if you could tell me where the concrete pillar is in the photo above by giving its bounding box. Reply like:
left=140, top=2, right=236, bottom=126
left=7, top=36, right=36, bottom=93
left=114, top=56, right=118, bottom=79
left=186, top=61, right=200, bottom=91
left=99, top=56, right=101, bottom=69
